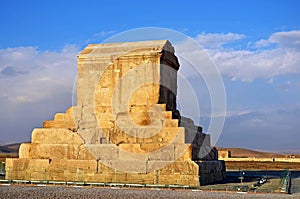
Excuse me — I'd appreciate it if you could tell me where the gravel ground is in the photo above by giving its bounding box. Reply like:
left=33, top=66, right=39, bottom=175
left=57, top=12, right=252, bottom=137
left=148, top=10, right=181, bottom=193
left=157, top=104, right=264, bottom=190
left=0, top=185, right=299, bottom=199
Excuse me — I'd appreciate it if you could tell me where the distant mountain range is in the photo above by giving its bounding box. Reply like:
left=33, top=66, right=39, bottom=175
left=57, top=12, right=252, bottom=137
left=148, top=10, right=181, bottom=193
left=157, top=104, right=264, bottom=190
left=217, top=147, right=300, bottom=158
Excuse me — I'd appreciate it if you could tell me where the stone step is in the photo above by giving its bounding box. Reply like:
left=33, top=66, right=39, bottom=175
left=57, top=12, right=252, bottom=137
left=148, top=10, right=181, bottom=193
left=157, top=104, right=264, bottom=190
left=31, top=128, right=83, bottom=145
left=98, top=126, right=185, bottom=145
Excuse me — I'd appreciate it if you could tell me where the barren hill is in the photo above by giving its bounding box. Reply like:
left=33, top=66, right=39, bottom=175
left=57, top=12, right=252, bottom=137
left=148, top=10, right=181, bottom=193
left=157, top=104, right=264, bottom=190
left=217, top=147, right=289, bottom=158
left=0, top=143, right=21, bottom=154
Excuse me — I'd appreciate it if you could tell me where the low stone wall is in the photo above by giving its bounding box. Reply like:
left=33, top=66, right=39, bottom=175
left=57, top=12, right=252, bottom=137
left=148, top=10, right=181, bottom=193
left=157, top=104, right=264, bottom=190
left=219, top=157, right=300, bottom=163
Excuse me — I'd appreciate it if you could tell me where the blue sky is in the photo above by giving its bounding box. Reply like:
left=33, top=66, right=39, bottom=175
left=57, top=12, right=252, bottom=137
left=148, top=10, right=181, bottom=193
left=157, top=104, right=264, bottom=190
left=0, top=0, right=299, bottom=151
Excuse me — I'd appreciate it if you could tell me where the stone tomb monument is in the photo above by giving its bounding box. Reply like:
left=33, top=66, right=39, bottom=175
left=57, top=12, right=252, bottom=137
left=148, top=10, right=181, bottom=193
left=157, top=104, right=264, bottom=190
left=6, top=40, right=225, bottom=186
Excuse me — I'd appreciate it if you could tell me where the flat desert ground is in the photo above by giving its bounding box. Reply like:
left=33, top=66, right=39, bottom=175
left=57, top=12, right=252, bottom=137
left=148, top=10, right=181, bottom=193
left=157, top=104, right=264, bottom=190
left=0, top=185, right=299, bottom=199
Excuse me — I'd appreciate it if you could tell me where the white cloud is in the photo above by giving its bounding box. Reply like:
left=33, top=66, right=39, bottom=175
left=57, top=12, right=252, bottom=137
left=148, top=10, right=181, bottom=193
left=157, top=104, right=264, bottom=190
left=197, top=32, right=245, bottom=49
left=192, top=31, right=300, bottom=81
left=269, top=30, right=300, bottom=49
left=255, top=31, right=300, bottom=49
left=0, top=45, right=79, bottom=143
left=0, top=45, right=79, bottom=104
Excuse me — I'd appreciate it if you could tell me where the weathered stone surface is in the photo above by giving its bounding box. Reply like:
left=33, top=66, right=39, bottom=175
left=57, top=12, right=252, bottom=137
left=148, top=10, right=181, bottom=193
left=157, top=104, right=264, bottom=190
left=102, top=160, right=148, bottom=173
left=6, top=40, right=225, bottom=186
left=84, top=144, right=119, bottom=160
left=23, top=143, right=81, bottom=159
left=48, top=159, right=97, bottom=173
left=174, top=144, right=193, bottom=161
left=6, top=158, right=49, bottom=171
left=43, top=107, right=77, bottom=130
left=18, top=143, right=31, bottom=158
left=5, top=158, right=49, bottom=180
left=118, top=143, right=175, bottom=161
left=32, top=128, right=83, bottom=145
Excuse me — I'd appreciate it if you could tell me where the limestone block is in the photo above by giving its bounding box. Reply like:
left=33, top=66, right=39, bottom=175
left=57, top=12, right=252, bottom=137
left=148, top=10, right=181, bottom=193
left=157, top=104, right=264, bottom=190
left=54, top=113, right=66, bottom=121
left=129, top=104, right=166, bottom=113
left=113, top=173, right=128, bottom=183
left=29, top=170, right=49, bottom=181
left=96, top=112, right=115, bottom=121
left=129, top=112, right=152, bottom=126
left=156, top=161, right=198, bottom=176
left=125, top=172, right=146, bottom=184
left=108, top=128, right=137, bottom=144
left=174, top=144, right=193, bottom=161
left=139, top=136, right=162, bottom=145
left=118, top=143, right=143, bottom=153
left=139, top=143, right=163, bottom=152
left=197, top=160, right=226, bottom=185
left=43, top=120, right=56, bottom=128
left=164, top=119, right=178, bottom=127
left=79, top=121, right=98, bottom=129
left=98, top=71, right=113, bottom=88
left=198, top=160, right=225, bottom=173
left=98, top=120, right=115, bottom=129
left=43, top=119, right=76, bottom=129
left=158, top=174, right=182, bottom=185
left=147, top=161, right=174, bottom=173
left=135, top=131, right=163, bottom=144
left=179, top=116, right=207, bottom=147
left=149, top=146, right=175, bottom=161
left=118, top=143, right=175, bottom=161
left=180, top=116, right=195, bottom=129
left=99, top=137, right=110, bottom=144
left=5, top=169, right=29, bottom=180
left=128, top=107, right=171, bottom=121
left=119, top=144, right=174, bottom=161
left=96, top=174, right=115, bottom=183
left=193, top=146, right=218, bottom=160
left=129, top=86, right=154, bottom=106
left=6, top=158, right=49, bottom=171
left=173, top=161, right=198, bottom=175
left=65, top=106, right=75, bottom=115
left=203, top=134, right=211, bottom=147
left=84, top=144, right=119, bottom=160
left=118, top=144, right=149, bottom=161
left=81, top=113, right=97, bottom=123
left=32, top=128, right=83, bottom=145
left=78, top=128, right=103, bottom=144
left=192, top=132, right=205, bottom=146
left=97, top=160, right=116, bottom=174
left=101, top=160, right=147, bottom=173
left=43, top=108, right=76, bottom=130
left=48, top=159, right=97, bottom=173
left=78, top=145, right=95, bottom=160
left=135, top=127, right=184, bottom=145
left=19, top=143, right=31, bottom=158
left=95, top=105, right=112, bottom=113
left=161, top=127, right=185, bottom=144
left=5, top=158, right=50, bottom=180
left=115, top=126, right=137, bottom=139
left=28, top=143, right=81, bottom=159
left=95, top=91, right=113, bottom=107
left=80, top=105, right=95, bottom=115
left=115, top=113, right=163, bottom=129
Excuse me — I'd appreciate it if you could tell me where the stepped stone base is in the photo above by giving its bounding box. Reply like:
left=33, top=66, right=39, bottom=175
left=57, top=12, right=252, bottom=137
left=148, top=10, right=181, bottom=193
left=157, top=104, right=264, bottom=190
left=6, top=40, right=225, bottom=186
left=6, top=158, right=202, bottom=186
left=6, top=158, right=225, bottom=186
